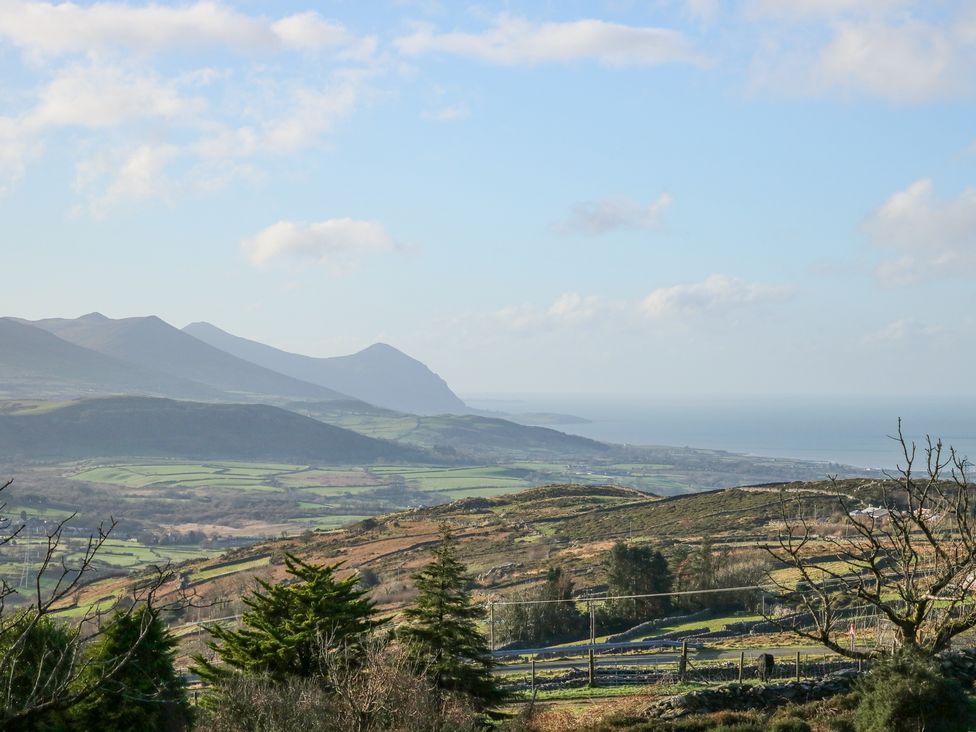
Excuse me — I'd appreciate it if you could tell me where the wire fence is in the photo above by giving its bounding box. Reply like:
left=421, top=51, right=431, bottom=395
left=482, top=584, right=949, bottom=694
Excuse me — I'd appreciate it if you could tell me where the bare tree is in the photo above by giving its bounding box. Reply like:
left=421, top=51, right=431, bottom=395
left=762, top=421, right=976, bottom=659
left=0, top=478, right=190, bottom=726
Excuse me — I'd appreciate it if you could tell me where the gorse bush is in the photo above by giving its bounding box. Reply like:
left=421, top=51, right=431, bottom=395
left=853, top=648, right=974, bottom=732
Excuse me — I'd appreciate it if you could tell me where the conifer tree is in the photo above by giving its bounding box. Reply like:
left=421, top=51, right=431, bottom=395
left=193, top=554, right=378, bottom=682
left=398, top=532, right=501, bottom=706
left=74, top=606, right=190, bottom=732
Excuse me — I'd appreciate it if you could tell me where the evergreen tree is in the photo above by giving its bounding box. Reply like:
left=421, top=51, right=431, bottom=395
left=192, top=554, right=378, bottom=682
left=0, top=613, right=77, bottom=731
left=74, top=606, right=190, bottom=732
left=398, top=533, right=502, bottom=707
left=604, top=542, right=673, bottom=623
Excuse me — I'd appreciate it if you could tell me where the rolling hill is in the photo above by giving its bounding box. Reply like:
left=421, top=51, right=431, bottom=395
left=64, top=479, right=875, bottom=622
left=0, top=318, right=224, bottom=400
left=24, top=314, right=349, bottom=403
left=291, top=400, right=612, bottom=460
left=0, top=396, right=432, bottom=463
left=183, top=321, right=467, bottom=415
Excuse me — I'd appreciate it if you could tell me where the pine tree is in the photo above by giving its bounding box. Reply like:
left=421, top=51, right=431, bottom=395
left=192, top=554, right=378, bottom=682
left=398, top=532, right=502, bottom=707
left=74, top=606, right=190, bottom=732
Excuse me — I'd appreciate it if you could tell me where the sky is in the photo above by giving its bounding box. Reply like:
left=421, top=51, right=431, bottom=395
left=1, top=0, right=975, bottom=397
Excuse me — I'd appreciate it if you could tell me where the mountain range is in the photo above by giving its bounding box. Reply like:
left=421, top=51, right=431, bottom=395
left=1, top=313, right=467, bottom=415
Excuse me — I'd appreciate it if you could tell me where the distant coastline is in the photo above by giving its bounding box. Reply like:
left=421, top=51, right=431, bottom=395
left=463, top=394, right=976, bottom=471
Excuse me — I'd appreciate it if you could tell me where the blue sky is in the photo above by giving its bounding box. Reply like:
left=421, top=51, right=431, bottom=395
left=1, top=0, right=975, bottom=396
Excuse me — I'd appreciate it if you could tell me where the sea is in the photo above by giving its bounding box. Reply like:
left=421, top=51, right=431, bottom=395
left=463, top=394, right=976, bottom=471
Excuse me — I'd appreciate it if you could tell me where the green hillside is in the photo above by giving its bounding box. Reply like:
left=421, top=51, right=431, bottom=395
left=0, top=396, right=431, bottom=464
left=292, top=401, right=611, bottom=460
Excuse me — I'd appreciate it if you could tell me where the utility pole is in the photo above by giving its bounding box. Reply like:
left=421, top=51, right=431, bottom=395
left=489, top=601, right=495, bottom=652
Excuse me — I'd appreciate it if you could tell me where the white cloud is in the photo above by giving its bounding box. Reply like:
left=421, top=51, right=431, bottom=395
left=556, top=193, right=672, bottom=235
left=746, top=4, right=976, bottom=102
left=260, top=82, right=362, bottom=153
left=490, top=292, right=607, bottom=333
left=488, top=276, right=787, bottom=335
left=0, top=1, right=366, bottom=57
left=865, top=178, right=976, bottom=284
left=73, top=143, right=179, bottom=216
left=815, top=20, right=959, bottom=102
left=25, top=63, right=205, bottom=130
left=639, top=274, right=790, bottom=319
left=242, top=219, right=399, bottom=273
left=395, top=15, right=708, bottom=67
left=547, top=292, right=602, bottom=322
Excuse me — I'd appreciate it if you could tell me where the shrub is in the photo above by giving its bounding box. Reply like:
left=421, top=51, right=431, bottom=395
left=853, top=648, right=974, bottom=732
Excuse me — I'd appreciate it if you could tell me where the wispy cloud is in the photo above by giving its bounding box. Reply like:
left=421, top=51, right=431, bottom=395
left=639, top=274, right=790, bottom=319
left=0, top=2, right=380, bottom=210
left=395, top=15, right=709, bottom=67
left=746, top=3, right=976, bottom=102
left=487, top=275, right=788, bottom=334
left=865, top=178, right=976, bottom=285
left=555, top=193, right=672, bottom=235
left=422, top=103, right=470, bottom=122
left=0, top=1, right=371, bottom=58
left=862, top=318, right=949, bottom=345
left=243, top=219, right=400, bottom=273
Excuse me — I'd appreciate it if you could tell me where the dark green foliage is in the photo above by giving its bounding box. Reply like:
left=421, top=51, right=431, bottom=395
left=192, top=554, right=378, bottom=682
left=499, top=566, right=588, bottom=645
left=768, top=719, right=811, bottom=732
left=398, top=532, right=502, bottom=706
left=672, top=541, right=766, bottom=613
left=73, top=607, right=190, bottom=731
left=853, top=648, right=974, bottom=732
left=0, top=614, right=77, bottom=731
left=603, top=542, right=673, bottom=623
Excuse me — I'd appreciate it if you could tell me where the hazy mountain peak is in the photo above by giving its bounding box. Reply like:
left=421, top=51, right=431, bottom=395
left=183, top=322, right=468, bottom=415
left=25, top=314, right=347, bottom=402
left=79, top=311, right=109, bottom=321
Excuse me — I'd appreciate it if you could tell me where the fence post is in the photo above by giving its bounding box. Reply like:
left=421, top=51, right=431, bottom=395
left=738, top=651, right=744, bottom=683
left=531, top=657, right=536, bottom=694
left=489, top=601, right=495, bottom=653
left=679, top=640, right=688, bottom=682
left=589, top=601, right=595, bottom=647
left=795, top=651, right=801, bottom=682
left=588, top=648, right=596, bottom=688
